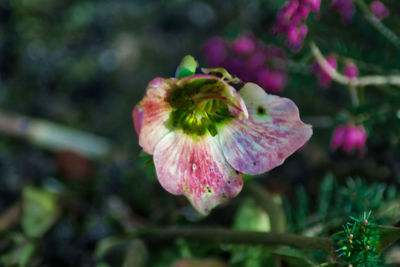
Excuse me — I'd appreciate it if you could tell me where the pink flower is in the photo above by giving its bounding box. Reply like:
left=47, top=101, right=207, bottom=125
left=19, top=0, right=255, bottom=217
left=133, top=58, right=312, bottom=214
left=273, top=0, right=320, bottom=50
left=370, top=1, right=389, bottom=20
left=202, top=35, right=288, bottom=94
left=313, top=55, right=338, bottom=87
left=343, top=62, right=358, bottom=80
left=331, top=124, right=367, bottom=154
left=331, top=0, right=355, bottom=24
left=231, top=36, right=256, bottom=55
left=202, top=37, right=227, bottom=67
left=256, top=68, right=288, bottom=94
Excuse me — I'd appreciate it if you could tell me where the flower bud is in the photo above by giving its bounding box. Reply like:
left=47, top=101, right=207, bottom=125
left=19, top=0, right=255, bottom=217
left=370, top=1, right=389, bottom=20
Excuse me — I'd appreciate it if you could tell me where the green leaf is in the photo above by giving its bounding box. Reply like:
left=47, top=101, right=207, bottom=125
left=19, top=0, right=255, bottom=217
left=273, top=247, right=318, bottom=267
left=122, top=239, right=148, bottom=267
left=294, top=187, right=309, bottom=231
left=175, top=55, right=198, bottom=79
left=318, top=173, right=335, bottom=216
left=94, top=236, right=126, bottom=259
left=375, top=226, right=400, bottom=252
left=0, top=235, right=36, bottom=267
left=233, top=198, right=271, bottom=232
left=21, top=186, right=59, bottom=238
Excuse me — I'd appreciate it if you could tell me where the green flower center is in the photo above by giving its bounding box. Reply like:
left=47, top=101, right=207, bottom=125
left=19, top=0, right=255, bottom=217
left=168, top=78, right=235, bottom=137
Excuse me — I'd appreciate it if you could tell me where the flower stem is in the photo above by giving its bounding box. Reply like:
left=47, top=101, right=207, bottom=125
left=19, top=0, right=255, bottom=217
left=131, top=227, right=335, bottom=255
left=356, top=0, right=400, bottom=49
left=349, top=85, right=359, bottom=107
left=310, top=42, right=400, bottom=87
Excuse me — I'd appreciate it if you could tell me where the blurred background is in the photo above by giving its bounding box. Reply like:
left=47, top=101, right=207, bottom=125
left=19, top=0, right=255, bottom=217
left=0, top=0, right=400, bottom=266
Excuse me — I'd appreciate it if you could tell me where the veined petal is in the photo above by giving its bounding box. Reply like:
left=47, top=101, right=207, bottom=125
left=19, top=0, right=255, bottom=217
left=133, top=78, right=176, bottom=154
left=153, top=132, right=243, bottom=214
left=219, top=83, right=312, bottom=175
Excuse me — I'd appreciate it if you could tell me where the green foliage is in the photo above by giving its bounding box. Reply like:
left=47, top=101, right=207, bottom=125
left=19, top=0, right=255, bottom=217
left=21, top=186, right=59, bottom=238
left=286, top=174, right=399, bottom=235
left=335, top=212, right=380, bottom=266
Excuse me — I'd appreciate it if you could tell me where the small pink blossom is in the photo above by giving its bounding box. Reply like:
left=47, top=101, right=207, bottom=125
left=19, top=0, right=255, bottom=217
left=231, top=35, right=256, bottom=55
left=343, top=62, right=358, bottom=80
left=202, top=35, right=288, bottom=94
left=273, top=0, right=321, bottom=50
left=331, top=124, right=367, bottom=154
left=256, top=68, right=288, bottom=94
left=133, top=59, right=312, bottom=214
left=202, top=37, right=227, bottom=67
left=331, top=0, right=355, bottom=24
left=313, top=55, right=338, bottom=87
left=370, top=1, right=389, bottom=20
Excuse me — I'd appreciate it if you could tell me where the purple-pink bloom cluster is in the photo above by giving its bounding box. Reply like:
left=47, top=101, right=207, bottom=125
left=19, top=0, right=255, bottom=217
left=331, top=124, right=367, bottom=154
left=331, top=0, right=355, bottom=24
left=273, top=0, right=321, bottom=50
left=312, top=54, right=338, bottom=87
left=370, top=1, right=389, bottom=20
left=202, top=35, right=288, bottom=94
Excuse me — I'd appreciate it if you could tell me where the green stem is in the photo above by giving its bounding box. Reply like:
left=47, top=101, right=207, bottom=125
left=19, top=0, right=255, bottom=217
left=132, top=227, right=335, bottom=255
left=357, top=0, right=400, bottom=49
left=244, top=182, right=287, bottom=232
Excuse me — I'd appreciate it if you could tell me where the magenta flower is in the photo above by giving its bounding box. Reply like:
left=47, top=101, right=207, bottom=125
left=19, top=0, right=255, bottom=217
left=256, top=68, right=288, bottom=94
left=133, top=57, right=312, bottom=214
left=343, top=61, right=358, bottom=80
left=370, top=1, right=389, bottom=20
left=202, top=37, right=227, bottom=67
left=273, top=0, right=321, bottom=50
left=231, top=35, right=256, bottom=55
left=331, top=0, right=355, bottom=24
left=331, top=124, right=367, bottom=154
left=202, top=35, right=288, bottom=94
left=313, top=55, right=338, bottom=87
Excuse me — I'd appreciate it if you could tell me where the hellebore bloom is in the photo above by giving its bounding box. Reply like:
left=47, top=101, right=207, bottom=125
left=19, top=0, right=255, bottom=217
left=133, top=56, right=312, bottom=214
left=331, top=124, right=367, bottom=154
left=370, top=1, right=389, bottom=20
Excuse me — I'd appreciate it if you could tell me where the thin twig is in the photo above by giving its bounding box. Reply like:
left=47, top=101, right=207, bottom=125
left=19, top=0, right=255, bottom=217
left=310, top=42, right=400, bottom=87
left=349, top=85, right=359, bottom=107
left=357, top=0, right=400, bottom=49
left=132, top=227, right=335, bottom=256
left=0, top=202, right=21, bottom=232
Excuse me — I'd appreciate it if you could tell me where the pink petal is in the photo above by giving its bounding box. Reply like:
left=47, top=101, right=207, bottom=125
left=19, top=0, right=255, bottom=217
left=132, top=105, right=144, bottom=136
left=330, top=125, right=347, bottom=149
left=219, top=83, right=312, bottom=175
left=153, top=132, right=243, bottom=214
left=134, top=78, right=176, bottom=154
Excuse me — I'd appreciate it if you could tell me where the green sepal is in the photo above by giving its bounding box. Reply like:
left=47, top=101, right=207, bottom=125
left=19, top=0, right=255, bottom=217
left=175, top=55, right=198, bottom=79
left=375, top=225, right=400, bottom=252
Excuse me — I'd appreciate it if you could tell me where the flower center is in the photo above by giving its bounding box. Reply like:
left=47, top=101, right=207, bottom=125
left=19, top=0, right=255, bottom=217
left=168, top=78, right=235, bottom=137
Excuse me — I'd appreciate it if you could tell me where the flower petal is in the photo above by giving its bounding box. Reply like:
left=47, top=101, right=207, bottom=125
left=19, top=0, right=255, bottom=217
left=219, top=83, right=312, bottom=175
left=134, top=78, right=176, bottom=154
left=153, top=132, right=243, bottom=214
